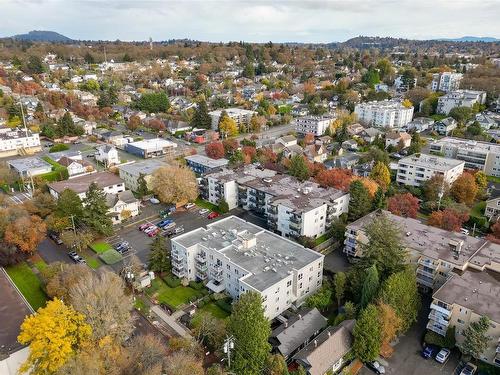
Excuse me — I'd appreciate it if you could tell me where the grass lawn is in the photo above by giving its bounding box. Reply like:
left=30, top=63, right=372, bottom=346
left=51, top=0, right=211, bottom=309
left=199, top=301, right=230, bottom=319
left=134, top=297, right=150, bottom=315
left=487, top=175, right=500, bottom=184
left=99, top=249, right=123, bottom=265
left=5, top=262, right=47, bottom=311
left=33, top=257, right=48, bottom=273
left=82, top=254, right=103, bottom=269
left=146, top=278, right=199, bottom=309
left=470, top=201, right=486, bottom=218
left=90, top=242, right=112, bottom=254
left=195, top=197, right=221, bottom=213
left=314, top=233, right=331, bottom=246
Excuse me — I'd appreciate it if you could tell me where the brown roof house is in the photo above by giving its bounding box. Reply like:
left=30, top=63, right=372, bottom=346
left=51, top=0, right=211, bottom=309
left=48, top=171, right=125, bottom=200
left=292, top=320, right=355, bottom=375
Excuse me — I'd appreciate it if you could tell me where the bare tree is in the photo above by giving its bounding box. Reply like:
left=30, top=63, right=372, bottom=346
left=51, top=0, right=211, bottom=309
left=163, top=352, right=203, bottom=375
left=121, top=334, right=166, bottom=375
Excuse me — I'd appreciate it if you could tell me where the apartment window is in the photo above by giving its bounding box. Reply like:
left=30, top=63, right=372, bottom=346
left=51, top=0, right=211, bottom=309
left=287, top=280, right=292, bottom=287
left=262, top=295, right=267, bottom=302
left=275, top=297, right=279, bottom=302
left=298, top=273, right=303, bottom=280
left=275, top=288, right=280, bottom=294
left=317, top=280, right=321, bottom=286
left=226, top=264, right=231, bottom=270
left=299, top=283, right=303, bottom=289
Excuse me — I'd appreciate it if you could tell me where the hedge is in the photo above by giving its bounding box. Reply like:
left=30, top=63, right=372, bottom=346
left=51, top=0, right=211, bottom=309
left=164, top=275, right=181, bottom=288
left=189, top=281, right=205, bottom=290
left=215, top=298, right=232, bottom=314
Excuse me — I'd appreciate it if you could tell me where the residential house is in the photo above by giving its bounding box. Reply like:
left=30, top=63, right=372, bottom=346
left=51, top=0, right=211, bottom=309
left=485, top=197, right=500, bottom=221
left=385, top=132, right=412, bottom=150
left=95, top=145, right=120, bottom=167
left=56, top=156, right=94, bottom=178
left=396, top=154, right=464, bottom=187
left=473, top=111, right=500, bottom=130
left=276, top=135, right=298, bottom=148
left=341, top=140, right=359, bottom=152
left=327, top=153, right=360, bottom=170
left=48, top=172, right=125, bottom=200
left=304, top=144, right=328, bottom=163
left=106, top=190, right=140, bottom=224
left=406, top=117, right=434, bottom=133
left=434, top=118, right=458, bottom=135
left=170, top=216, right=324, bottom=319
left=291, top=320, right=355, bottom=375
left=346, top=123, right=364, bottom=137
left=283, top=144, right=305, bottom=159
left=360, top=127, right=382, bottom=144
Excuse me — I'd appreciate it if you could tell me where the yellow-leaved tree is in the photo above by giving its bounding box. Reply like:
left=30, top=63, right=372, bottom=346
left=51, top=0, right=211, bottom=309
left=402, top=98, right=413, bottom=108
left=218, top=116, right=238, bottom=137
left=370, top=161, right=391, bottom=191
left=151, top=165, right=199, bottom=205
left=18, top=298, right=92, bottom=374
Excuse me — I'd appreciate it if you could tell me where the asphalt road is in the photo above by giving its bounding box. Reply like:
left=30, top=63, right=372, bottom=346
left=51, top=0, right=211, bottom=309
left=37, top=238, right=72, bottom=265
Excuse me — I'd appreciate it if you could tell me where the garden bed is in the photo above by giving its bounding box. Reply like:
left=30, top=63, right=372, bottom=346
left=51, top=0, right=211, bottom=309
left=98, top=249, right=123, bottom=265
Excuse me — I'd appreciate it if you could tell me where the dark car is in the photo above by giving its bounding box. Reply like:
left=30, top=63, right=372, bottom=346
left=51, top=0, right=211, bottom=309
left=48, top=231, right=63, bottom=245
left=68, top=251, right=86, bottom=264
left=422, top=345, right=439, bottom=359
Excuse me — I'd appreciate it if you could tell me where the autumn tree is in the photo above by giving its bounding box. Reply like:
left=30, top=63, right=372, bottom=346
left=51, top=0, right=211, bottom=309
left=486, top=221, right=500, bottom=244
left=423, top=174, right=449, bottom=202
left=127, top=115, right=142, bottom=131
left=229, top=292, right=271, bottom=375
left=60, top=229, right=95, bottom=253
left=315, top=168, right=353, bottom=191
left=4, top=215, right=46, bottom=253
left=219, top=115, right=238, bottom=137
left=41, top=262, right=92, bottom=301
left=451, top=173, right=478, bottom=206
left=265, top=354, right=289, bottom=375
left=288, top=155, right=310, bottom=182
left=151, top=165, right=198, bottom=205
left=69, top=270, right=134, bottom=342
left=17, top=298, right=92, bottom=374
left=387, top=193, right=419, bottom=218
left=348, top=180, right=372, bottom=221
left=428, top=209, right=469, bottom=232
left=205, top=141, right=226, bottom=159
left=164, top=352, right=203, bottom=375
left=352, top=304, right=381, bottom=362
left=191, top=312, right=227, bottom=355
left=377, top=302, right=402, bottom=345
left=370, top=161, right=391, bottom=190
left=121, top=334, right=166, bottom=375
left=24, top=192, right=56, bottom=219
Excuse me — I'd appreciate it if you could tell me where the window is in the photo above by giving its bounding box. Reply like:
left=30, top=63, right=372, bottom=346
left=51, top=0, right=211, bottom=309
left=299, top=283, right=303, bottom=289
left=298, top=273, right=303, bottom=280
left=287, top=280, right=292, bottom=287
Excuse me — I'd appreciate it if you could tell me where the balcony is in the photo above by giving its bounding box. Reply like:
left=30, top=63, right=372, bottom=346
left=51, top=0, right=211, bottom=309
left=290, top=215, right=302, bottom=224
left=416, top=275, right=434, bottom=288
left=430, top=303, right=452, bottom=318
left=195, top=262, right=208, bottom=272
left=428, top=311, right=450, bottom=327
left=417, top=266, right=436, bottom=279
left=172, top=258, right=184, bottom=268
left=195, top=253, right=206, bottom=263
left=289, top=221, right=301, bottom=231
left=418, top=258, right=439, bottom=269
left=210, top=265, right=224, bottom=282
left=172, top=267, right=187, bottom=278
left=171, top=252, right=182, bottom=261
left=426, top=322, right=447, bottom=336
left=195, top=271, right=207, bottom=281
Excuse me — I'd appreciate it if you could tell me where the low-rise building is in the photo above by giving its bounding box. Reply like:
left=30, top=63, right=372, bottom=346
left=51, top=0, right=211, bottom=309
left=385, top=131, right=412, bottom=149
left=208, top=108, right=256, bottom=131
left=485, top=197, right=500, bottom=221
left=200, top=165, right=349, bottom=239
left=294, top=116, right=334, bottom=136
left=48, top=171, right=125, bottom=200
left=8, top=157, right=52, bottom=178
left=171, top=216, right=324, bottom=319
left=56, top=156, right=94, bottom=178
left=185, top=154, right=229, bottom=175
left=354, top=100, right=414, bottom=129
left=106, top=190, right=140, bottom=225
left=437, top=90, right=487, bottom=115
left=396, top=154, right=464, bottom=187
left=95, top=145, right=120, bottom=167
left=431, top=72, right=463, bottom=93
left=405, top=117, right=434, bottom=133
left=428, top=271, right=500, bottom=366
left=117, top=159, right=167, bottom=192
left=124, top=138, right=177, bottom=159
left=0, top=126, right=41, bottom=157
left=429, top=137, right=500, bottom=177
left=344, top=210, right=500, bottom=292
left=434, top=117, right=458, bottom=135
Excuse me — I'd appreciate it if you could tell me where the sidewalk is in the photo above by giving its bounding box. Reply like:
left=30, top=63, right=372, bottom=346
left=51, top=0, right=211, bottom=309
left=151, top=305, right=192, bottom=338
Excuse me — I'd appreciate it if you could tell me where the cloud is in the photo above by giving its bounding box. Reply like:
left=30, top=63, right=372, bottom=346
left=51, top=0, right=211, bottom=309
left=0, top=0, right=498, bottom=42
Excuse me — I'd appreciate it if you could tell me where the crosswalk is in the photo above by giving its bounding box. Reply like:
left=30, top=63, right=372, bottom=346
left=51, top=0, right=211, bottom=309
left=9, top=192, right=32, bottom=204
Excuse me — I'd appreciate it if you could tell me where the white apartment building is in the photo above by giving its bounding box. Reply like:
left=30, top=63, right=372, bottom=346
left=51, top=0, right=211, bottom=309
left=0, top=126, right=41, bottom=157
left=48, top=172, right=125, bottom=200
left=354, top=100, right=414, bottom=129
left=437, top=90, right=487, bottom=115
left=118, top=159, right=167, bottom=192
left=294, top=116, right=334, bottom=136
left=428, top=271, right=500, bottom=366
left=396, top=154, right=465, bottom=187
left=171, top=216, right=324, bottom=319
left=209, top=108, right=257, bottom=131
left=431, top=72, right=463, bottom=93
left=200, top=165, right=349, bottom=239
left=429, top=137, right=500, bottom=177
left=344, top=210, right=500, bottom=292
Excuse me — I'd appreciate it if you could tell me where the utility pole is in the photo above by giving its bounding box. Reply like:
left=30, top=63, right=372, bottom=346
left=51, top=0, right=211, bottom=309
left=223, top=336, right=234, bottom=370
left=70, top=215, right=76, bottom=234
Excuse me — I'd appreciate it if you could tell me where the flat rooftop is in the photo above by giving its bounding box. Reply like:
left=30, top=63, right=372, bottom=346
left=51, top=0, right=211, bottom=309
left=209, top=108, right=256, bottom=116
left=118, top=159, right=167, bottom=176
left=173, top=216, right=323, bottom=292
left=0, top=270, right=32, bottom=355
left=7, top=157, right=51, bottom=172
left=127, top=138, right=177, bottom=150
left=399, top=153, right=464, bottom=171
left=348, top=210, right=498, bottom=268
left=432, top=137, right=500, bottom=154
left=434, top=270, right=500, bottom=323
left=185, top=154, right=229, bottom=168
left=206, top=165, right=347, bottom=213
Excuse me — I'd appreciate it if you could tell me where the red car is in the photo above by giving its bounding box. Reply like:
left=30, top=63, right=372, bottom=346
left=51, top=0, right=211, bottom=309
left=139, top=223, right=150, bottom=231
left=148, top=228, right=160, bottom=237
left=207, top=212, right=220, bottom=219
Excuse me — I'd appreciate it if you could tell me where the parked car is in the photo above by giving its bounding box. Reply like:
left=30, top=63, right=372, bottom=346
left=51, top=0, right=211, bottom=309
left=139, top=223, right=150, bottom=231
left=459, top=363, right=477, bottom=375
left=144, top=225, right=157, bottom=234
left=422, top=345, right=439, bottom=359
left=150, top=197, right=160, bottom=204
left=208, top=212, right=220, bottom=219
left=114, top=241, right=129, bottom=252
left=162, top=228, right=176, bottom=237
left=460, top=228, right=470, bottom=235
left=48, top=231, right=63, bottom=245
left=435, top=348, right=450, bottom=364
left=68, top=251, right=86, bottom=264
left=117, top=246, right=130, bottom=254
left=185, top=202, right=195, bottom=210
left=365, top=361, right=385, bottom=374
left=163, top=222, right=176, bottom=230
left=148, top=228, right=160, bottom=237
left=174, top=226, right=185, bottom=235
left=199, top=208, right=210, bottom=215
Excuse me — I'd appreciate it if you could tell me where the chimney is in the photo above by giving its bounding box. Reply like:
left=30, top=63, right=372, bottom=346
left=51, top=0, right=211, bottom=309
left=298, top=314, right=302, bottom=320
left=327, top=331, right=331, bottom=337
left=314, top=340, right=318, bottom=348
left=284, top=321, right=288, bottom=328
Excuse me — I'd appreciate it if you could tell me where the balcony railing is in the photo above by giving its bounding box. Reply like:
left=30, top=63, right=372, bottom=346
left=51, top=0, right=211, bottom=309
left=195, top=263, right=208, bottom=272
left=172, top=267, right=187, bottom=278
left=428, top=311, right=450, bottom=327
left=171, top=252, right=182, bottom=261
left=195, top=253, right=206, bottom=263
left=418, top=258, right=439, bottom=269
left=290, top=216, right=302, bottom=224
left=417, top=267, right=436, bottom=279
left=426, top=322, right=447, bottom=336
left=430, top=303, right=452, bottom=318
left=196, top=271, right=208, bottom=280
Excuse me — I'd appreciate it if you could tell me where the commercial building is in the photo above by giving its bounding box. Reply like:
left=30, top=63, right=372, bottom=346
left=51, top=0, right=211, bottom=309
left=0, top=126, right=41, bottom=157
left=7, top=157, right=52, bottom=178
left=429, top=137, right=500, bottom=177
left=200, top=165, right=349, bottom=239
left=431, top=72, right=463, bottom=93
left=208, top=108, right=257, bottom=131
left=294, top=116, right=334, bottom=136
left=428, top=271, right=500, bottom=366
left=171, top=216, right=324, bottom=319
left=344, top=210, right=500, bottom=292
left=48, top=171, right=125, bottom=200
left=396, top=154, right=465, bottom=187
left=184, top=154, right=229, bottom=175
left=124, top=138, right=177, bottom=159
left=437, top=90, right=486, bottom=115
left=354, top=100, right=414, bottom=129
left=118, top=159, right=167, bottom=192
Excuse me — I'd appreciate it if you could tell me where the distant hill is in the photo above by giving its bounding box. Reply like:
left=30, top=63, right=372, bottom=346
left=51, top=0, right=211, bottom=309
left=436, top=36, right=499, bottom=43
left=11, top=30, right=73, bottom=42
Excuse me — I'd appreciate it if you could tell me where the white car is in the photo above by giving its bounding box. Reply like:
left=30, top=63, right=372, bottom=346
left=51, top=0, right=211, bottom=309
left=185, top=203, right=195, bottom=210
left=435, top=348, right=450, bottom=363
left=149, top=197, right=160, bottom=204
left=459, top=363, right=477, bottom=375
left=199, top=208, right=210, bottom=215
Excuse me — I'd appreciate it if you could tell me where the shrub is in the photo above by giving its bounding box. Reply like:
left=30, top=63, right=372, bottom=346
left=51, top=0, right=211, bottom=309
left=424, top=327, right=456, bottom=348
left=215, top=298, right=232, bottom=313
left=198, top=300, right=206, bottom=308
left=164, top=275, right=181, bottom=288
left=189, top=281, right=205, bottom=290
left=49, top=143, right=70, bottom=153
left=467, top=216, right=489, bottom=231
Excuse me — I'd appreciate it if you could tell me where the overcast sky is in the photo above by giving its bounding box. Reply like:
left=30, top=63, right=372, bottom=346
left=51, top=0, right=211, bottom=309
left=1, top=0, right=499, bottom=43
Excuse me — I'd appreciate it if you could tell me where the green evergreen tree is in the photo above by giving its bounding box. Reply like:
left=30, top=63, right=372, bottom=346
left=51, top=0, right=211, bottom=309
left=148, top=236, right=170, bottom=274
left=82, top=183, right=113, bottom=236
left=228, top=292, right=271, bottom=375
left=461, top=316, right=491, bottom=359
left=353, top=304, right=382, bottom=362
left=56, top=189, right=84, bottom=222
left=360, top=265, right=380, bottom=308
left=218, top=199, right=229, bottom=213
left=136, top=173, right=149, bottom=199
left=348, top=180, right=372, bottom=221
left=288, top=155, right=310, bottom=182
left=191, top=99, right=212, bottom=129
left=264, top=354, right=289, bottom=375
left=408, top=132, right=422, bottom=155
left=334, top=272, right=346, bottom=307
left=372, top=188, right=387, bottom=210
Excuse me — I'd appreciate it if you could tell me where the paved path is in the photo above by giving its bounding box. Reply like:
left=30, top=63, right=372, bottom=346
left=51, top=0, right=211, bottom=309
left=151, top=305, right=192, bottom=338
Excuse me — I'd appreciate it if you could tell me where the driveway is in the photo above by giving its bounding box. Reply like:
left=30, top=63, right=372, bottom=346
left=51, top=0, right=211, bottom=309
left=37, top=238, right=72, bottom=265
left=359, top=295, right=460, bottom=375
left=324, top=248, right=351, bottom=273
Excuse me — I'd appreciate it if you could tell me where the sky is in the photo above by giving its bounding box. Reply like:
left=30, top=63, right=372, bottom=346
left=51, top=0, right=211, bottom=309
left=1, top=0, right=499, bottom=43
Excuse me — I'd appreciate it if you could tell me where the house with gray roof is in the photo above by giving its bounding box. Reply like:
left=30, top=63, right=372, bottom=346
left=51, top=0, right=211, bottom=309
left=106, top=190, right=140, bottom=224
left=8, top=157, right=52, bottom=178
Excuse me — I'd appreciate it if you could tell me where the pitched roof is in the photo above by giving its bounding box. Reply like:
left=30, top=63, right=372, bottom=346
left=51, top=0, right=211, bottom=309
left=106, top=190, right=138, bottom=207
left=48, top=172, right=123, bottom=194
